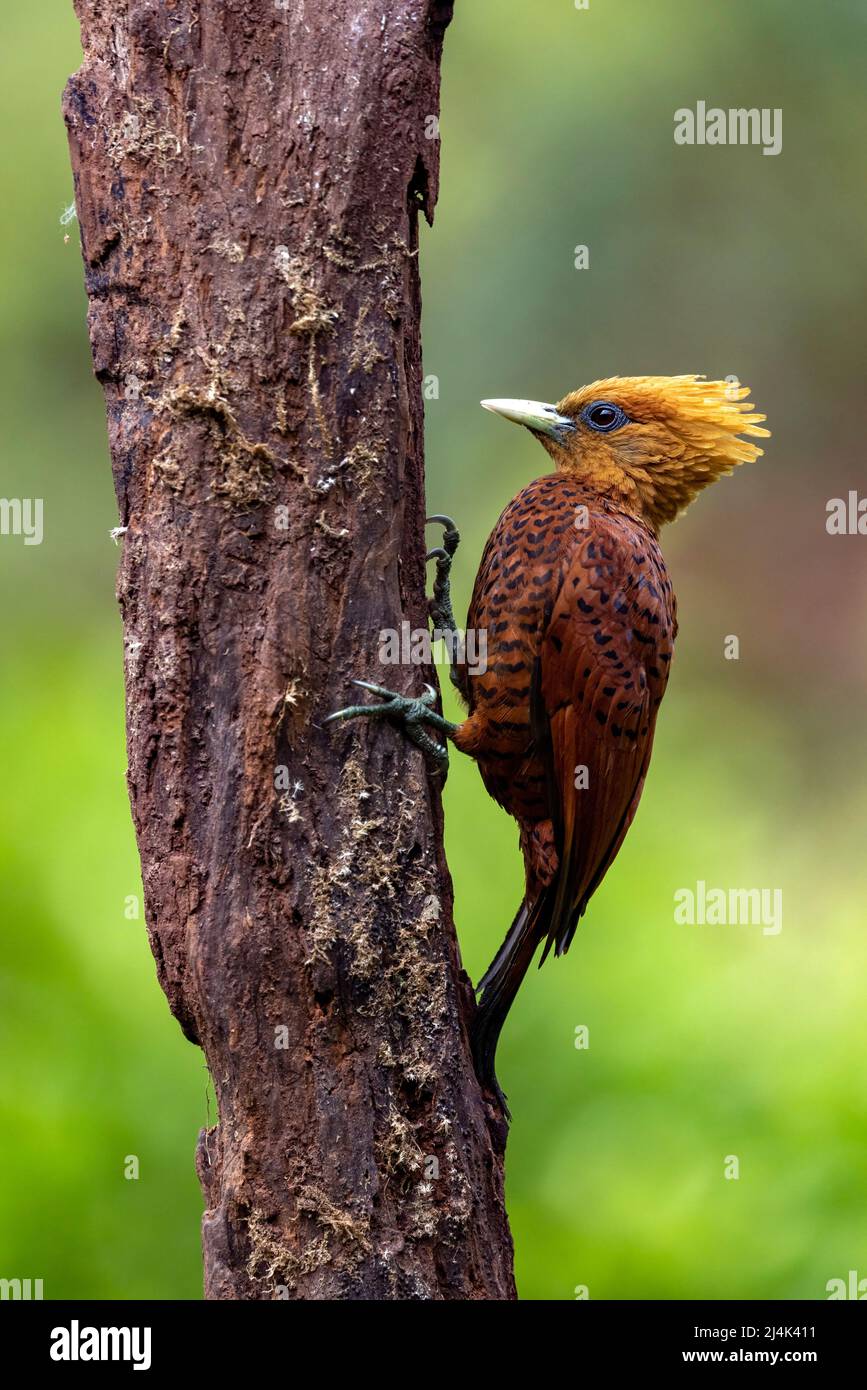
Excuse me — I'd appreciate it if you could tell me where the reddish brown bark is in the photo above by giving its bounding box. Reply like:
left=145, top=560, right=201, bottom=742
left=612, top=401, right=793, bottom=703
left=65, top=0, right=515, bottom=1299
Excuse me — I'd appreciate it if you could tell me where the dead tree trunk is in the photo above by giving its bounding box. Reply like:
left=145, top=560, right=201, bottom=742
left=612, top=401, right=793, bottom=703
left=64, top=0, right=515, bottom=1300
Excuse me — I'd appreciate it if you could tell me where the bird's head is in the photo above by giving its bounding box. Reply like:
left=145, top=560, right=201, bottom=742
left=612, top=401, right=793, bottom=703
left=481, top=375, right=769, bottom=529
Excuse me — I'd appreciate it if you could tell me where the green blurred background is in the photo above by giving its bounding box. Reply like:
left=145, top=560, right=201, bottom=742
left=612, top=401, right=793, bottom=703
left=1, top=1, right=865, bottom=1300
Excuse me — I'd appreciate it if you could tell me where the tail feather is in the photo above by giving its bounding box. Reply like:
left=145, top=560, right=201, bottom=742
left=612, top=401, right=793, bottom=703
left=476, top=900, right=532, bottom=995
left=471, top=894, right=550, bottom=1114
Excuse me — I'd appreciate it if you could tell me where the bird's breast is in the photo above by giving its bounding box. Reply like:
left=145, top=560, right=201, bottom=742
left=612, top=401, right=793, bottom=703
left=454, top=473, right=675, bottom=828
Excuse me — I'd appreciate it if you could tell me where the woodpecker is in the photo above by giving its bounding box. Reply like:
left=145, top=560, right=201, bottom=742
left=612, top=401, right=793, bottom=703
left=328, top=375, right=769, bottom=1112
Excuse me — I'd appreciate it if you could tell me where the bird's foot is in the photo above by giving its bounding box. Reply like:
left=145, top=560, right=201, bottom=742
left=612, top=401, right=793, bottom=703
left=425, top=514, right=461, bottom=636
left=426, top=515, right=464, bottom=691
left=426, top=513, right=460, bottom=562
left=324, top=680, right=456, bottom=774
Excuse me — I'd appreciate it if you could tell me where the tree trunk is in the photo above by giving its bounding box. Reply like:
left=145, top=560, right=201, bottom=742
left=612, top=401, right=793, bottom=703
left=64, top=0, right=515, bottom=1300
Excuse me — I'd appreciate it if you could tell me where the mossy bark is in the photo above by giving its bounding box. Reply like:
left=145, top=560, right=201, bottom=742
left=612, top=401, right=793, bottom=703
left=65, top=0, right=515, bottom=1300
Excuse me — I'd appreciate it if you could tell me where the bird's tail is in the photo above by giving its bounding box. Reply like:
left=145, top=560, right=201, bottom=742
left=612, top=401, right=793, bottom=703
left=471, top=892, right=550, bottom=1115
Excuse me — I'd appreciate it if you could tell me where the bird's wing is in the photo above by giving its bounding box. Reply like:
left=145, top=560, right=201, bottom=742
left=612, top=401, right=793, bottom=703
left=534, top=512, right=676, bottom=957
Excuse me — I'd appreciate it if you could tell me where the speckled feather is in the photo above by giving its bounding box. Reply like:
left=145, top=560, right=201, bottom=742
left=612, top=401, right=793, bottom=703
left=454, top=474, right=676, bottom=958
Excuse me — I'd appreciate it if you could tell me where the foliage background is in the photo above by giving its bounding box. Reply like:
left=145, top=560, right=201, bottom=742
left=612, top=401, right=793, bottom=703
left=1, top=1, right=865, bottom=1299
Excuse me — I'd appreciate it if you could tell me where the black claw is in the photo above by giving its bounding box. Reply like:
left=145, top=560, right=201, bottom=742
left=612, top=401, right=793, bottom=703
left=425, top=514, right=460, bottom=557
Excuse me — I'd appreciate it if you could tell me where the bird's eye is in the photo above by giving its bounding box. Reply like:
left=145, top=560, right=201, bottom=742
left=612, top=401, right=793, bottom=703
left=582, top=400, right=629, bottom=433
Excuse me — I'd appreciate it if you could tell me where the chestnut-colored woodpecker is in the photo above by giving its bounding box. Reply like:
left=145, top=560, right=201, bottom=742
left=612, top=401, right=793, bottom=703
left=328, top=375, right=769, bottom=1112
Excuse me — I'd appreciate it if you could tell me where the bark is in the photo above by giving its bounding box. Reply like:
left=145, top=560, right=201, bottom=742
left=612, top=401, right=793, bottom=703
left=65, top=0, right=516, bottom=1300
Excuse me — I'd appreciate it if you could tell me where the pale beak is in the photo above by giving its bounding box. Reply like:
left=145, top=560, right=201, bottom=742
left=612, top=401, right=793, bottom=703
left=480, top=398, right=576, bottom=443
